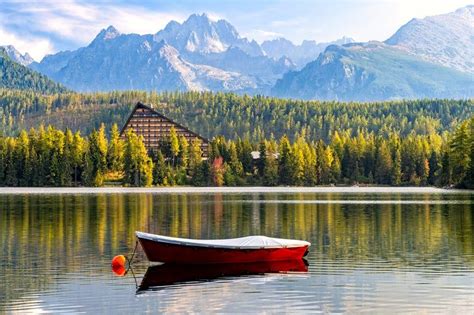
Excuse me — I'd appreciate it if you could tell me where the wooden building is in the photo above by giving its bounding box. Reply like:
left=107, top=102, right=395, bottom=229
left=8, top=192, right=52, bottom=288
left=120, top=102, right=209, bottom=157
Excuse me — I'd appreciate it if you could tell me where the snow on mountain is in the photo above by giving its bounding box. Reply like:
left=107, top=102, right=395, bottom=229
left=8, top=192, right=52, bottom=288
left=272, top=42, right=473, bottom=101
left=32, top=25, right=257, bottom=92
left=154, top=13, right=264, bottom=56
left=32, top=15, right=290, bottom=93
left=1, top=45, right=34, bottom=66
left=385, top=5, right=474, bottom=73
left=29, top=7, right=473, bottom=99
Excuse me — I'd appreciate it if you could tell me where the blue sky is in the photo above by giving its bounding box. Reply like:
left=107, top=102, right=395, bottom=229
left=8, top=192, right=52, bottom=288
left=0, top=0, right=471, bottom=60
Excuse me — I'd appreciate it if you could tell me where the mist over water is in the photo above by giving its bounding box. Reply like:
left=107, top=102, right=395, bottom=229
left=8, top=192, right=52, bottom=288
left=1, top=190, right=473, bottom=313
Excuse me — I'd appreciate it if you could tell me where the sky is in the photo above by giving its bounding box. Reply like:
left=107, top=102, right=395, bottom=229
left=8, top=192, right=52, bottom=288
left=0, top=0, right=471, bottom=61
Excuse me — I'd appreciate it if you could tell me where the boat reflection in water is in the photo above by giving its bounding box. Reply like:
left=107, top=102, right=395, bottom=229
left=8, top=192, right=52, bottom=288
left=138, top=259, right=308, bottom=292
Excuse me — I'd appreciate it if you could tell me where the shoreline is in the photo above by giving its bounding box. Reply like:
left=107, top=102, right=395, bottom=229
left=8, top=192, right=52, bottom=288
left=0, top=186, right=471, bottom=195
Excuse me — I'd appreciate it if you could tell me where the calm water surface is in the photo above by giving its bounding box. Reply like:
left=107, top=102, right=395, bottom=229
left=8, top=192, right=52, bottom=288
left=0, top=189, right=473, bottom=313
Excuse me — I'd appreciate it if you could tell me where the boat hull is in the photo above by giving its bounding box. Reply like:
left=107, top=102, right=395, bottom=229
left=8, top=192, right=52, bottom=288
left=137, top=237, right=309, bottom=264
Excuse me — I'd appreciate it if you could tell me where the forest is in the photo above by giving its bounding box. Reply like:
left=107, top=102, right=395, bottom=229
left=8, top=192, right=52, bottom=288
left=0, top=114, right=472, bottom=188
left=0, top=89, right=472, bottom=142
left=0, top=49, right=67, bottom=94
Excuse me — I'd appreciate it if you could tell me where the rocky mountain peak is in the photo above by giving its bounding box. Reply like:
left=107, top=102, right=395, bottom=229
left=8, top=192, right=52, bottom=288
left=1, top=45, right=34, bottom=65
left=94, top=25, right=121, bottom=42
left=155, top=13, right=244, bottom=54
left=385, top=5, right=474, bottom=73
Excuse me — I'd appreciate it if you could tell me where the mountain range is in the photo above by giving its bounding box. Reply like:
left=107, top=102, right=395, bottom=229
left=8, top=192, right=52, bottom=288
left=3, top=6, right=474, bottom=101
left=273, top=5, right=474, bottom=101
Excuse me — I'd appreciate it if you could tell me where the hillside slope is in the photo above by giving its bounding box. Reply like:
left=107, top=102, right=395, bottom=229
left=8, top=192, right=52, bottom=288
left=0, top=47, right=66, bottom=93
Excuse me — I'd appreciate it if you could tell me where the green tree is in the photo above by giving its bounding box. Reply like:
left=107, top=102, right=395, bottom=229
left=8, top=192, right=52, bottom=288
left=392, top=145, right=402, bottom=185
left=450, top=119, right=471, bottom=187
left=169, top=126, right=180, bottom=167
left=152, top=150, right=167, bottom=186
left=123, top=129, right=153, bottom=187
left=188, top=138, right=203, bottom=178
left=374, top=140, right=393, bottom=184
left=84, top=124, right=108, bottom=186
left=178, top=136, right=189, bottom=168
left=263, top=140, right=279, bottom=186
left=71, top=131, right=86, bottom=186
left=278, top=135, right=295, bottom=185
left=107, top=123, right=124, bottom=172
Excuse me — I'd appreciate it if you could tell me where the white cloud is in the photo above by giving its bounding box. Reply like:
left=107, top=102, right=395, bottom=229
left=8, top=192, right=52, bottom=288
left=0, top=0, right=186, bottom=59
left=25, top=1, right=186, bottom=43
left=0, top=27, right=54, bottom=61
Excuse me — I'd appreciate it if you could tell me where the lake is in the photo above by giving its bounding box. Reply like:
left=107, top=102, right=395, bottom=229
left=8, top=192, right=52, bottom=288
left=0, top=188, right=473, bottom=313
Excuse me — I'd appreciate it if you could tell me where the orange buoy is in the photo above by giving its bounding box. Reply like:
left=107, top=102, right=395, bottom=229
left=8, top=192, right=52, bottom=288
left=112, top=264, right=127, bottom=276
left=112, top=255, right=126, bottom=268
left=111, top=255, right=127, bottom=276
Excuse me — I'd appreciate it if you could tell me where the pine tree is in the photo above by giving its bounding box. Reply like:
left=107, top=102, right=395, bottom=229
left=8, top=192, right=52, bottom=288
left=71, top=131, right=86, bottom=186
left=450, top=120, right=470, bottom=187
left=84, top=125, right=108, bottom=186
left=123, top=129, right=153, bottom=187
left=178, top=136, right=189, bottom=168
left=238, top=137, right=253, bottom=174
left=15, top=130, right=30, bottom=186
left=292, top=141, right=305, bottom=185
left=465, top=116, right=474, bottom=188
left=257, top=141, right=266, bottom=177
left=263, top=140, right=279, bottom=186
left=152, top=150, right=166, bottom=185
left=374, top=140, right=393, bottom=185
left=188, top=138, right=202, bottom=177
left=169, top=126, right=180, bottom=167
left=4, top=138, right=17, bottom=186
left=392, top=145, right=402, bottom=185
left=278, top=135, right=294, bottom=185
left=107, top=123, right=124, bottom=172
left=49, top=127, right=65, bottom=186
left=192, top=161, right=210, bottom=186
left=61, top=129, right=74, bottom=186
left=228, top=142, right=244, bottom=180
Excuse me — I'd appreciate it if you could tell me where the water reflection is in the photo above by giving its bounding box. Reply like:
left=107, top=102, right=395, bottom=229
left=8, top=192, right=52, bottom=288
left=138, top=259, right=308, bottom=292
left=0, top=192, right=473, bottom=313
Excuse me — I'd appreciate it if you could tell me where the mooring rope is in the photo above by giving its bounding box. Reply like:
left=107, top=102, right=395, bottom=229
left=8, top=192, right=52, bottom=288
left=127, top=241, right=139, bottom=267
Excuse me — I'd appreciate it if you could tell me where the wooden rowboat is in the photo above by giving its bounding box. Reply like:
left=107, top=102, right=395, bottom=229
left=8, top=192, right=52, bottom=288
left=136, top=231, right=310, bottom=264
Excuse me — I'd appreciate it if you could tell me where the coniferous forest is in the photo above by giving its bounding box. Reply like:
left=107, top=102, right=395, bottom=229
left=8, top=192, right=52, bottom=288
left=0, top=113, right=472, bottom=188
left=1, top=90, right=472, bottom=141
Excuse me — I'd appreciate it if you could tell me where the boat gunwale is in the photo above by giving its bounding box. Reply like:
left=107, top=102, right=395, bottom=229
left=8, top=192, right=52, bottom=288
left=136, top=231, right=311, bottom=250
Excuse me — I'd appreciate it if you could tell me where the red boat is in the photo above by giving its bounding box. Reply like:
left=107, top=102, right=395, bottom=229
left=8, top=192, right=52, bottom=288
left=136, top=231, right=311, bottom=264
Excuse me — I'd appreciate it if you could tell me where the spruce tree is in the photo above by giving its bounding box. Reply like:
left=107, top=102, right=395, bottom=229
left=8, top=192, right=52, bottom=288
left=107, top=123, right=124, bottom=172
left=169, top=126, right=180, bottom=167
left=278, top=135, right=294, bottom=185
left=123, top=129, right=153, bottom=187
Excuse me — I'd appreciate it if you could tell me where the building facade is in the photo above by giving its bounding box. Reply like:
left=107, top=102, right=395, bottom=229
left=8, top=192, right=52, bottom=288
left=120, top=102, right=209, bottom=157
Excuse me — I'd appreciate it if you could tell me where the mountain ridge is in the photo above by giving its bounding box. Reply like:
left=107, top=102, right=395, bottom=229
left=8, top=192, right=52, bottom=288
left=271, top=6, right=474, bottom=101
left=385, top=5, right=474, bottom=73
left=272, top=41, right=473, bottom=101
left=262, top=36, right=354, bottom=68
left=17, top=6, right=474, bottom=99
